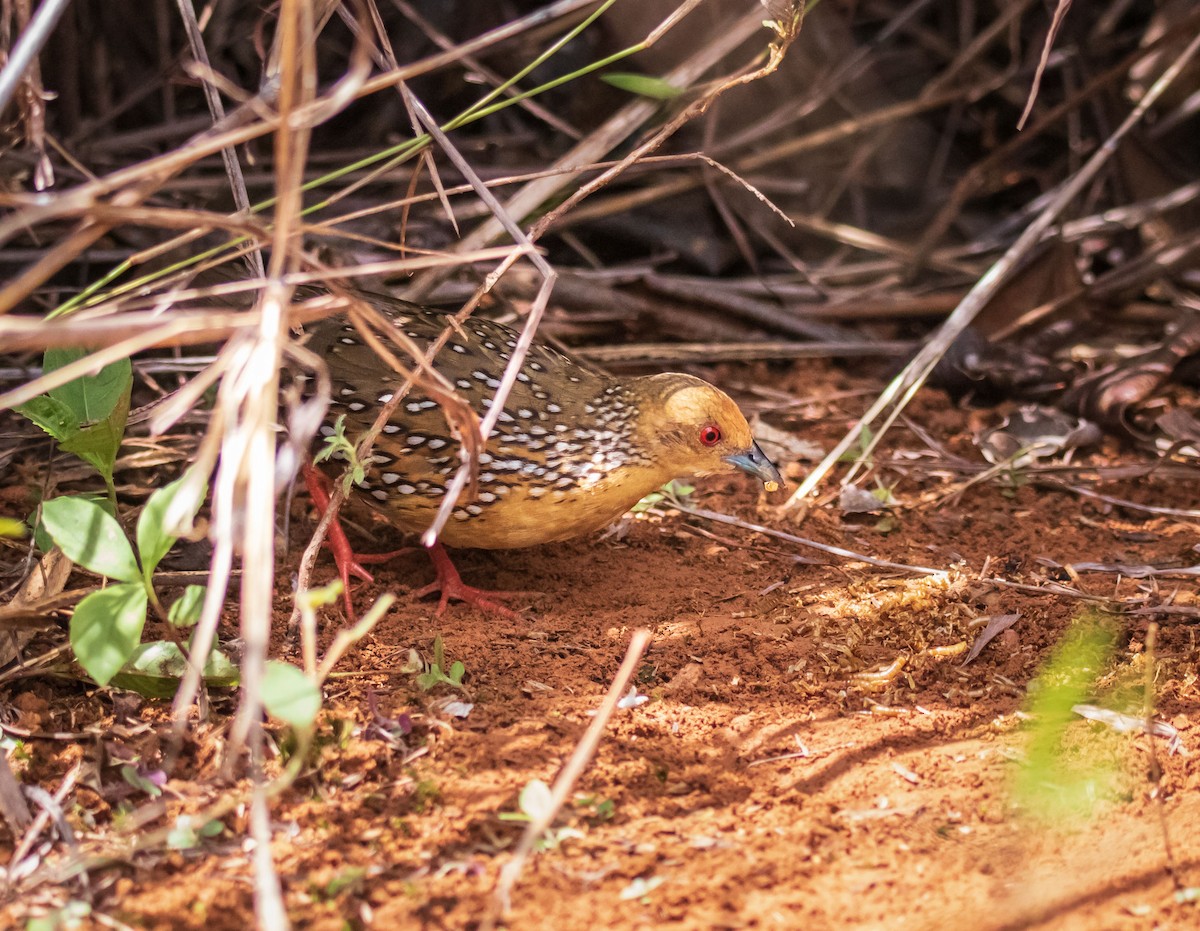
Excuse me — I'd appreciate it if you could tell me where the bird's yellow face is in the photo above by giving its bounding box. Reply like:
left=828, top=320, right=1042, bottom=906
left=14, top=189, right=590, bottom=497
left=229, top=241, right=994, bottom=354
left=635, top=374, right=783, bottom=491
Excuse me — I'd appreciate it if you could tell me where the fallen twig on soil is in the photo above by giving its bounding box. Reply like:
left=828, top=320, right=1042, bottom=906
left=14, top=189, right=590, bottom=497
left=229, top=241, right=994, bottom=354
left=782, top=24, right=1200, bottom=515
left=487, top=628, right=652, bottom=927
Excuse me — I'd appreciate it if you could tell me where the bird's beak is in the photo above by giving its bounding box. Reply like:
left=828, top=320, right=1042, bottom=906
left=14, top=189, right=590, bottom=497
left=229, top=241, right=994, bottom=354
left=724, top=441, right=784, bottom=492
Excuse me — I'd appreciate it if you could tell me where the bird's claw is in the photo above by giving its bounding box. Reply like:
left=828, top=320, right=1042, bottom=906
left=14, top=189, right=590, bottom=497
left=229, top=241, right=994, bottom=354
left=417, top=543, right=527, bottom=619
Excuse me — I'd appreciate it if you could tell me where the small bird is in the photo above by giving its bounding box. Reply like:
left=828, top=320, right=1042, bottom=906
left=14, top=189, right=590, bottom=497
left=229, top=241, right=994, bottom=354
left=303, top=293, right=783, bottom=615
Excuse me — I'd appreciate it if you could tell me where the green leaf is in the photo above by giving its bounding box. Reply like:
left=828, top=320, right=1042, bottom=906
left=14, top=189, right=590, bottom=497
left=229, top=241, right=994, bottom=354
left=1013, top=612, right=1119, bottom=822
left=41, top=496, right=140, bottom=582
left=262, top=660, right=321, bottom=729
left=324, top=867, right=367, bottom=899
left=416, top=667, right=445, bottom=690
left=58, top=379, right=130, bottom=484
left=314, top=415, right=366, bottom=489
left=447, top=661, right=465, bottom=686
left=44, top=348, right=131, bottom=424
left=120, top=764, right=162, bottom=798
left=167, top=585, right=206, bottom=628
left=137, top=473, right=207, bottom=577
left=30, top=510, right=53, bottom=554
left=200, top=647, right=238, bottom=683
left=109, top=640, right=238, bottom=698
left=17, top=350, right=132, bottom=488
left=70, top=583, right=148, bottom=686
left=166, top=815, right=201, bottom=850
left=26, top=901, right=91, bottom=931
left=298, top=580, right=343, bottom=610
left=601, top=73, right=684, bottom=99
left=839, top=425, right=874, bottom=463
left=518, top=779, right=554, bottom=821
left=17, top=394, right=80, bottom=443
left=0, top=517, right=26, bottom=539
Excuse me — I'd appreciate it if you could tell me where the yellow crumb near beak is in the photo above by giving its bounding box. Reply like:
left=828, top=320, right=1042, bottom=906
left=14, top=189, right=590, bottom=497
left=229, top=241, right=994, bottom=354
left=763, top=480, right=780, bottom=493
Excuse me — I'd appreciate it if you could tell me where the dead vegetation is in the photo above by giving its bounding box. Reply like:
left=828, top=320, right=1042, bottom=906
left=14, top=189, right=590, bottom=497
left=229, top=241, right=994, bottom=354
left=1, top=1, right=1200, bottom=928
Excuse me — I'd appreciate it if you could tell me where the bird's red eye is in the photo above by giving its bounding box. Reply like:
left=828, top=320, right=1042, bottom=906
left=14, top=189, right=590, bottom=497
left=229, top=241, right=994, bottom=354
left=699, top=424, right=721, bottom=447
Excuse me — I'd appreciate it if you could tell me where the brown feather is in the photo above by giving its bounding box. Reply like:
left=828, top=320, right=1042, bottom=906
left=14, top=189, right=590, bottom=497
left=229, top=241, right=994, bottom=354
left=304, top=295, right=779, bottom=549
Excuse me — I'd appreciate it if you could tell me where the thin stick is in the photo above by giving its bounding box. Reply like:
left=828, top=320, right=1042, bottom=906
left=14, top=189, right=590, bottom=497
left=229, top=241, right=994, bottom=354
left=486, top=629, right=652, bottom=926
left=0, top=753, right=32, bottom=836
left=9, top=762, right=80, bottom=870
left=781, top=22, right=1200, bottom=513
left=0, top=0, right=70, bottom=112
left=172, top=0, right=264, bottom=278
left=1142, top=623, right=1181, bottom=890
left=404, top=87, right=559, bottom=546
left=675, top=500, right=944, bottom=576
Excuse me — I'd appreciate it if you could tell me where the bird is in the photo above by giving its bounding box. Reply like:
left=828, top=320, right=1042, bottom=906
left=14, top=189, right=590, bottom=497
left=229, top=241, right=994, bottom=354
left=301, top=292, right=784, bottom=616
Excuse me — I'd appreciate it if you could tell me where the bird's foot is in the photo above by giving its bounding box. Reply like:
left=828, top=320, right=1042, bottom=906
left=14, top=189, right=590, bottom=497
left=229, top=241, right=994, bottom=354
left=303, top=463, right=408, bottom=618
left=415, top=542, right=527, bottom=619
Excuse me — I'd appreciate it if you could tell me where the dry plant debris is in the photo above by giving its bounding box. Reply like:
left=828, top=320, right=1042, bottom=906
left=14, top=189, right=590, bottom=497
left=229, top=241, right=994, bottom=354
left=1, top=1, right=1200, bottom=928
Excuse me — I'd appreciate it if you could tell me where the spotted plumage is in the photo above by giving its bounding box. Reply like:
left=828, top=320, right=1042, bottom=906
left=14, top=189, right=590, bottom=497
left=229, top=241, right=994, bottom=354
left=304, top=293, right=782, bottom=553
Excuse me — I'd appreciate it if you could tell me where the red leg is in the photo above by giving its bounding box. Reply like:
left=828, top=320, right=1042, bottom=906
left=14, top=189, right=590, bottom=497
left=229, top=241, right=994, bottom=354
left=303, top=465, right=527, bottom=618
left=414, top=542, right=526, bottom=619
left=302, top=464, right=408, bottom=617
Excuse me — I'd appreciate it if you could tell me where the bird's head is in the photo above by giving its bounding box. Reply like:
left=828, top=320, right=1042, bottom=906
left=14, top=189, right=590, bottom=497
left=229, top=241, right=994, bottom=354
left=632, top=374, right=783, bottom=491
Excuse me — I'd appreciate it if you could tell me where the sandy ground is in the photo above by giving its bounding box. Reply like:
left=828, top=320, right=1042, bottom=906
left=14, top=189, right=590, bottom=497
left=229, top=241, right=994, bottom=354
left=3, top=360, right=1199, bottom=930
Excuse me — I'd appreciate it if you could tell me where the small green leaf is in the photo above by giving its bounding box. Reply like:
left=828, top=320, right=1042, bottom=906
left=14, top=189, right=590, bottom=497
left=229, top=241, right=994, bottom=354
left=42, top=496, right=140, bottom=582
left=18, top=350, right=134, bottom=491
left=131, top=641, right=190, bottom=678
left=324, top=866, right=367, bottom=899
left=26, top=900, right=91, bottom=931
left=18, top=350, right=132, bottom=490
left=315, top=415, right=366, bottom=488
left=263, top=660, right=321, bottom=729
left=120, top=764, right=162, bottom=798
left=839, top=425, right=874, bottom=463
left=200, top=647, right=238, bottom=683
left=168, top=585, right=206, bottom=628
left=30, top=510, right=54, bottom=554
left=299, top=580, right=343, bottom=610
left=17, top=394, right=80, bottom=443
left=602, top=73, right=684, bottom=99
left=415, top=666, right=446, bottom=691
left=0, top=517, right=26, bottom=539
left=70, top=583, right=148, bottom=686
left=44, top=348, right=131, bottom=424
left=138, top=474, right=207, bottom=577
left=518, top=779, right=554, bottom=821
left=633, top=479, right=695, bottom=514
left=109, top=640, right=238, bottom=697
left=447, top=661, right=465, bottom=686
left=58, top=379, right=129, bottom=476
left=167, top=815, right=201, bottom=850
left=631, top=492, right=664, bottom=514
left=870, top=485, right=896, bottom=505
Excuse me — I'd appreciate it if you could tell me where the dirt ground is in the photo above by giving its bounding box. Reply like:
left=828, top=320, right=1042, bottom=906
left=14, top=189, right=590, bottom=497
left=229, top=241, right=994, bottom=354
left=3, top=358, right=1200, bottom=930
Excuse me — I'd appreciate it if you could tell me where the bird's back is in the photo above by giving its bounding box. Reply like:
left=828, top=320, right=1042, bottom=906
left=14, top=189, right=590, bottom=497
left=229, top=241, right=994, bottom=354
left=303, top=297, right=662, bottom=548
